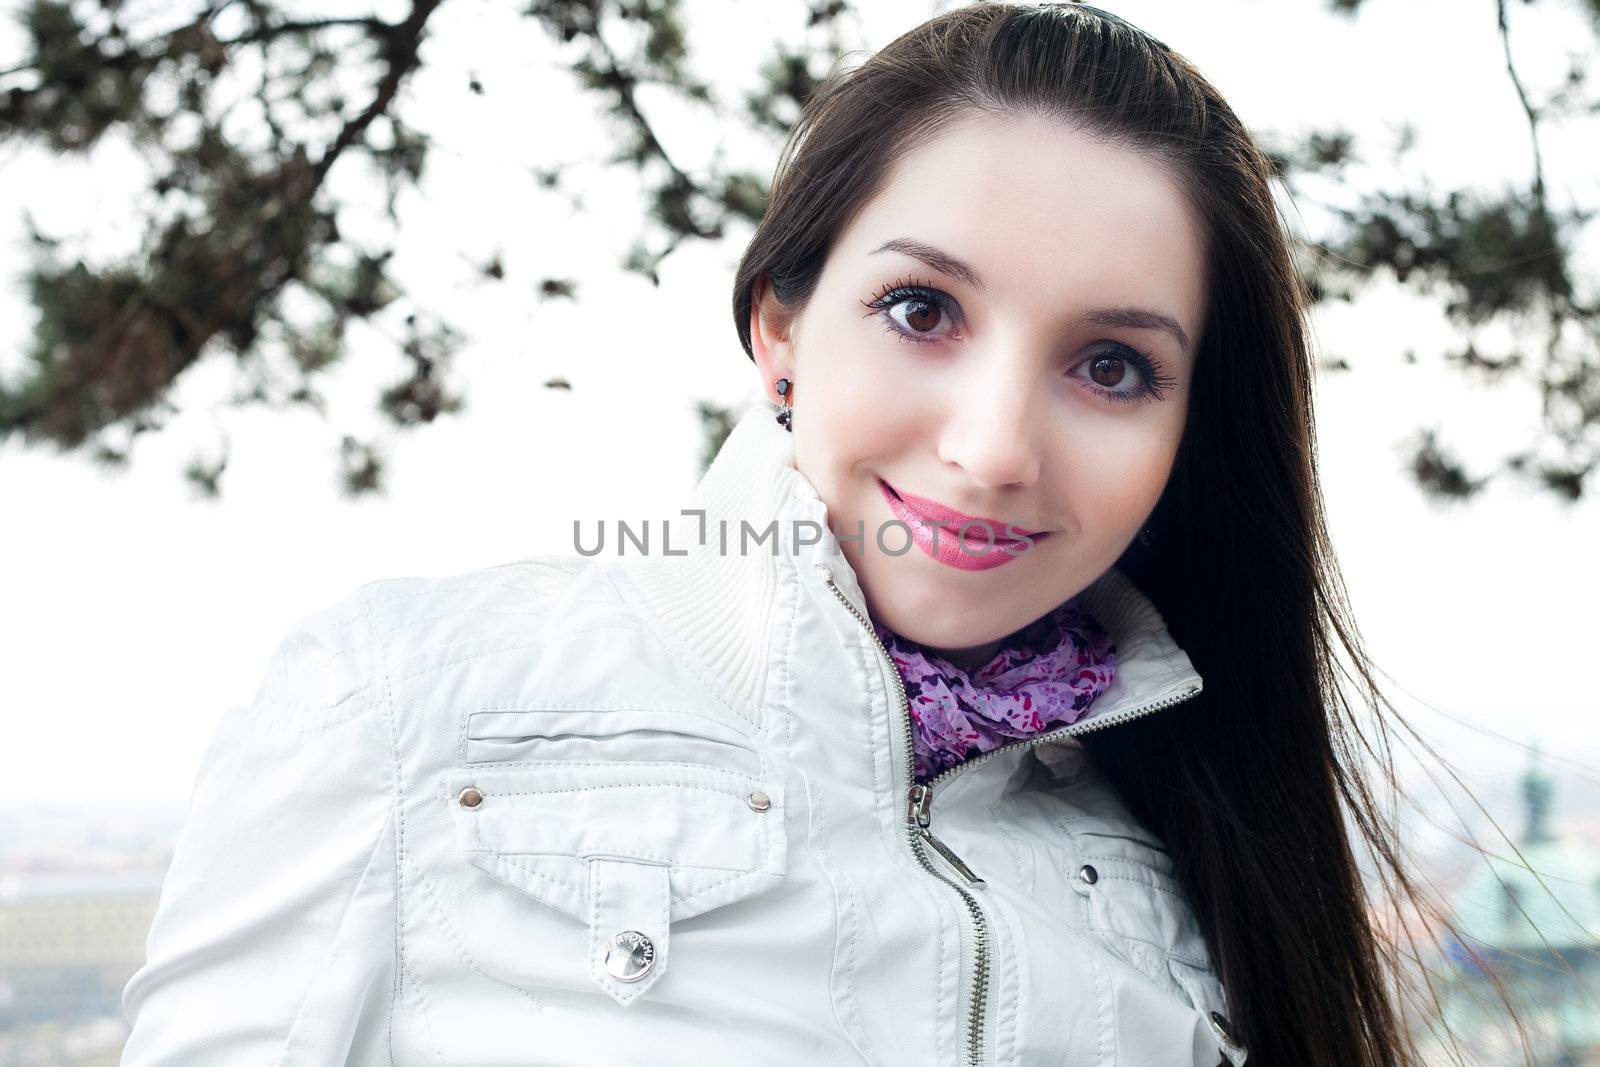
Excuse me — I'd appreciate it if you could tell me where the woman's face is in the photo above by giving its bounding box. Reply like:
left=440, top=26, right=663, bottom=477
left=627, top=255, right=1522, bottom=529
left=750, top=110, right=1208, bottom=667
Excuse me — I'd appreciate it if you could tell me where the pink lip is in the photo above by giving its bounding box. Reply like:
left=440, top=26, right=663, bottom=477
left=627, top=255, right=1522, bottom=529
left=878, top=478, right=1048, bottom=572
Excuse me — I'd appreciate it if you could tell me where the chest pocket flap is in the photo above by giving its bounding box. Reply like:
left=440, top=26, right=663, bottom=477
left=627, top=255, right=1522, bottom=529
left=446, top=759, right=785, bottom=1005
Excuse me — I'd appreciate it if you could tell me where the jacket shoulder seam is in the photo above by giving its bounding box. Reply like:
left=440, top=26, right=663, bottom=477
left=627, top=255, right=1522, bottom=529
left=354, top=581, right=411, bottom=1066
left=248, top=583, right=391, bottom=733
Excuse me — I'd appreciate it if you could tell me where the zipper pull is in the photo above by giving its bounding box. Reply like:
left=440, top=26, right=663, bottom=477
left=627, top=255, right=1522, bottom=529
left=907, top=783, right=986, bottom=887
left=908, top=783, right=933, bottom=827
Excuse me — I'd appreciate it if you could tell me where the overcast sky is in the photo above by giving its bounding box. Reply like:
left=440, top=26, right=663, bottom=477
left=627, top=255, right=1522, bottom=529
left=2, top=0, right=1597, bottom=846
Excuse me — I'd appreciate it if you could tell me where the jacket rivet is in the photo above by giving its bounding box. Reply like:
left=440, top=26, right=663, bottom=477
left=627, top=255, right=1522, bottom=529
left=1209, top=1010, right=1239, bottom=1046
left=1077, top=864, right=1098, bottom=885
left=457, top=786, right=484, bottom=809
left=604, top=930, right=656, bottom=982
left=746, top=791, right=772, bottom=812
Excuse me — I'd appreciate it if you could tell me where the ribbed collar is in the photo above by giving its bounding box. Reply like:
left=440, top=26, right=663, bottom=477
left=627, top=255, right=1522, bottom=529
left=615, top=404, right=1203, bottom=727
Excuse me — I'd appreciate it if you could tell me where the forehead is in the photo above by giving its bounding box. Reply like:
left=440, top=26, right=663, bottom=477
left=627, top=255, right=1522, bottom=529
left=834, top=111, right=1208, bottom=344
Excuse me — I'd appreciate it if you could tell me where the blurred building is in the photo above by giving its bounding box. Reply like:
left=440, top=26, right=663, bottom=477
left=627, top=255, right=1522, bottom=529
left=1426, top=748, right=1600, bottom=1065
left=0, top=870, right=162, bottom=1066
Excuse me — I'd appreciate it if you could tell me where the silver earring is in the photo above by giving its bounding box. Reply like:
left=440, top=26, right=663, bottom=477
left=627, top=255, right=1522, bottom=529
left=775, top=377, right=793, bottom=432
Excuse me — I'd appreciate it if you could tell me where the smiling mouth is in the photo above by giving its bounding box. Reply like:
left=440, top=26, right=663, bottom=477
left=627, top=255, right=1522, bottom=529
left=878, top=478, right=1049, bottom=541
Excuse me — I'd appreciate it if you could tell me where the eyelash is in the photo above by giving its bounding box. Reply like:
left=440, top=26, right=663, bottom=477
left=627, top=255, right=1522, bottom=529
left=860, top=276, right=1177, bottom=406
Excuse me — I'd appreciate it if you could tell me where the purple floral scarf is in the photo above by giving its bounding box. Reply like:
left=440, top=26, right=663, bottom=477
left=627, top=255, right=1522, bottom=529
left=872, top=598, right=1117, bottom=783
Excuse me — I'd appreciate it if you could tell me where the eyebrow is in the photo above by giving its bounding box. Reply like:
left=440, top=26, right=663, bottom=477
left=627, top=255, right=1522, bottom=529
left=870, top=236, right=1193, bottom=355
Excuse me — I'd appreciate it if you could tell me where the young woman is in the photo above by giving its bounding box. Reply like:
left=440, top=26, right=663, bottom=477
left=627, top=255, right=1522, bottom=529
left=121, top=4, right=1481, bottom=1065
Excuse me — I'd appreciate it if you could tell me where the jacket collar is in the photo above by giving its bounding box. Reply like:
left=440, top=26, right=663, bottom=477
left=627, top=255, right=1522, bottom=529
left=616, top=404, right=1203, bottom=727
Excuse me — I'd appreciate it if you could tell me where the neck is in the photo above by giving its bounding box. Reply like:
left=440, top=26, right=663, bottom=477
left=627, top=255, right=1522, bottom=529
left=925, top=638, right=1005, bottom=673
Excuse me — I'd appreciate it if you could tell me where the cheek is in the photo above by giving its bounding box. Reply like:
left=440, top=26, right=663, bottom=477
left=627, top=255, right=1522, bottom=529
left=790, top=364, right=878, bottom=504
left=795, top=336, right=918, bottom=464
left=1059, top=417, right=1183, bottom=532
left=813, top=342, right=901, bottom=410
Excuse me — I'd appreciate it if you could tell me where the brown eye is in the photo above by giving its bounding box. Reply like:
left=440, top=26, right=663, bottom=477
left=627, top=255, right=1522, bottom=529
left=1089, top=355, right=1129, bottom=387
left=864, top=280, right=961, bottom=345
left=901, top=299, right=943, bottom=334
left=1074, top=343, right=1174, bottom=406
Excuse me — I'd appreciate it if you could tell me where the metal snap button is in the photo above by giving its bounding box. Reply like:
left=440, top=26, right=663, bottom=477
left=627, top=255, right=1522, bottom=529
left=457, top=786, right=483, bottom=809
left=603, top=930, right=656, bottom=982
left=1209, top=1010, right=1239, bottom=1046
left=746, top=790, right=771, bottom=812
left=1077, top=863, right=1098, bottom=885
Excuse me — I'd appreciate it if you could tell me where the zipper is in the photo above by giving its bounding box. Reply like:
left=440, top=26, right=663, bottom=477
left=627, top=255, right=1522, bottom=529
left=819, top=567, right=993, bottom=1066
left=910, top=782, right=984, bottom=884
left=816, top=564, right=1203, bottom=1067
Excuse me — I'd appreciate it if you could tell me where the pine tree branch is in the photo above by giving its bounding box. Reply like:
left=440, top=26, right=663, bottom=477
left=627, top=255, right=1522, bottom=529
left=310, top=0, right=447, bottom=186
left=1495, top=0, right=1549, bottom=220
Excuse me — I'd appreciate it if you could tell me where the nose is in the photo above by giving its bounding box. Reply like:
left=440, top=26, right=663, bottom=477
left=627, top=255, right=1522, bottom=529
left=935, top=359, right=1042, bottom=489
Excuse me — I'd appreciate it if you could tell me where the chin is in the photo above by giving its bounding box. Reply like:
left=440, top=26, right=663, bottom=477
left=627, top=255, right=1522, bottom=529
left=873, top=598, right=996, bottom=650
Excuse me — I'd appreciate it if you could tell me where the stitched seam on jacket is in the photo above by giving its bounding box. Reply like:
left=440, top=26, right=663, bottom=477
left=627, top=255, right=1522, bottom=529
left=406, top=856, right=545, bottom=1009
left=1091, top=948, right=1113, bottom=1065
left=1121, top=937, right=1170, bottom=990
left=1053, top=814, right=1169, bottom=845
left=482, top=783, right=753, bottom=799
left=358, top=583, right=412, bottom=1067
left=498, top=849, right=757, bottom=874
left=360, top=571, right=572, bottom=612
left=458, top=702, right=759, bottom=734
left=272, top=807, right=394, bottom=1066
left=456, top=710, right=762, bottom=765
left=804, top=770, right=882, bottom=1065
left=1096, top=926, right=1209, bottom=969
left=463, top=760, right=759, bottom=773
left=249, top=635, right=384, bottom=732
left=399, top=956, right=445, bottom=1062
left=986, top=797, right=1031, bottom=923
left=373, top=605, right=576, bottom=640
left=985, top=798, right=1027, bottom=1066
left=388, top=625, right=630, bottom=683
left=495, top=854, right=765, bottom=908
left=1088, top=869, right=1187, bottom=901
left=993, top=895, right=1022, bottom=1067
left=252, top=694, right=381, bottom=733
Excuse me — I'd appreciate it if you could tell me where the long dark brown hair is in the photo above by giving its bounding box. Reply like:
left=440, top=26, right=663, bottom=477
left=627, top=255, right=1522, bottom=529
left=730, top=3, right=1538, bottom=1063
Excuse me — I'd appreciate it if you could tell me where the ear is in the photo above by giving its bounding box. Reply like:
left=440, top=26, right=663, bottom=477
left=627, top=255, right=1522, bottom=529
left=749, top=273, right=796, bottom=406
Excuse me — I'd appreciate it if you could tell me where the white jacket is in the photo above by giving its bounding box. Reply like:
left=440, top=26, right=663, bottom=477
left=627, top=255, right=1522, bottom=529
left=121, top=405, right=1248, bottom=1067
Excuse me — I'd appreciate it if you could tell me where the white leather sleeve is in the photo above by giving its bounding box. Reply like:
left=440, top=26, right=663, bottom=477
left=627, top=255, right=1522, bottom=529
left=120, top=585, right=396, bottom=1066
